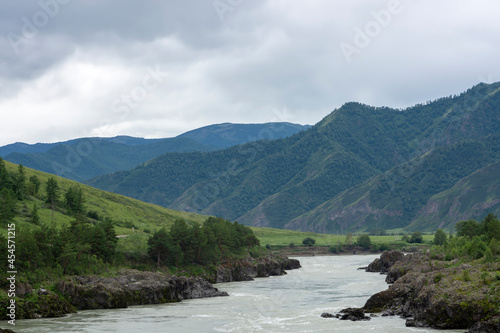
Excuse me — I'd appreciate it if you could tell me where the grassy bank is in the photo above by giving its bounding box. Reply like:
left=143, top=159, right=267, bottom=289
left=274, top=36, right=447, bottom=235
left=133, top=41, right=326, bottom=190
left=251, top=227, right=434, bottom=247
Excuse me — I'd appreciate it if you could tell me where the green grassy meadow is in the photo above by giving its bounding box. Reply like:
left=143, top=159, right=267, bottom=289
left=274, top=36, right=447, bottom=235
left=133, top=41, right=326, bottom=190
left=251, top=226, right=434, bottom=247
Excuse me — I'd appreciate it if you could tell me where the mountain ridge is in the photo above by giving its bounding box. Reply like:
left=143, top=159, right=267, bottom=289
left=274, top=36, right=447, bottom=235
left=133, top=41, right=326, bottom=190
left=87, top=82, right=500, bottom=232
left=2, top=122, right=309, bottom=182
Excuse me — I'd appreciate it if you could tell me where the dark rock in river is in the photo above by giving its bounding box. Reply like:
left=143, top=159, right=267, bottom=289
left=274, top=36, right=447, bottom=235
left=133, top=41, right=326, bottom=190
left=339, top=307, right=371, bottom=321
left=285, top=258, right=302, bottom=270
left=320, top=312, right=337, bottom=318
left=365, top=250, right=404, bottom=273
left=57, top=270, right=228, bottom=311
left=363, top=289, right=398, bottom=313
left=215, top=254, right=300, bottom=283
left=0, top=328, right=17, bottom=333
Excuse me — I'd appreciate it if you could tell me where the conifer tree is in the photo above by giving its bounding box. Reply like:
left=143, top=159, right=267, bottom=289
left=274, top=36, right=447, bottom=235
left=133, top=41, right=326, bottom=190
left=13, top=164, right=26, bottom=200
left=45, top=177, right=60, bottom=222
left=30, top=203, right=40, bottom=225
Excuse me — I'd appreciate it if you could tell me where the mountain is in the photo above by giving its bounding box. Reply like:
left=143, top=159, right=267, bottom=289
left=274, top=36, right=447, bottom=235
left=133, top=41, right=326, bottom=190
left=2, top=123, right=309, bottom=182
left=177, top=122, right=311, bottom=149
left=87, top=82, right=500, bottom=232
left=0, top=136, right=166, bottom=157
left=4, top=137, right=213, bottom=182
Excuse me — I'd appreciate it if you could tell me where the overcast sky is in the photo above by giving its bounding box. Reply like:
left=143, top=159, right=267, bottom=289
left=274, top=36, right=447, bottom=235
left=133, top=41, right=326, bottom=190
left=1, top=0, right=499, bottom=146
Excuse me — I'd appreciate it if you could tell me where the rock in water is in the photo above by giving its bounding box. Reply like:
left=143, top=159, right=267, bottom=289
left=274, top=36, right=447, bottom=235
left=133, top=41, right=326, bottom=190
left=339, top=308, right=371, bottom=321
left=320, top=312, right=336, bottom=318
left=366, top=250, right=404, bottom=273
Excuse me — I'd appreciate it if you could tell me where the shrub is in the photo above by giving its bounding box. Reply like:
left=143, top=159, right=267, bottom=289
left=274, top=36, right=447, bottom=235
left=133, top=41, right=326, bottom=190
left=379, top=243, right=391, bottom=251
left=328, top=243, right=343, bottom=253
left=357, top=234, right=371, bottom=250
left=302, top=237, right=316, bottom=247
left=462, top=270, right=471, bottom=282
left=410, top=232, right=423, bottom=244
left=434, top=229, right=448, bottom=246
left=289, top=242, right=295, bottom=248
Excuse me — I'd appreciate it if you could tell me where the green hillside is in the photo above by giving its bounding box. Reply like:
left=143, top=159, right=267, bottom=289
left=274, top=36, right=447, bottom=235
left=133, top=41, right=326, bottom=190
left=87, top=82, right=500, bottom=232
left=408, top=160, right=500, bottom=230
left=287, top=136, right=500, bottom=233
left=0, top=159, right=207, bottom=239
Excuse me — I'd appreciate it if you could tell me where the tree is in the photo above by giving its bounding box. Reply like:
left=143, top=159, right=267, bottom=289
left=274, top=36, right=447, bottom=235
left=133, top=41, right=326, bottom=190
left=410, top=231, right=423, bottom=244
left=481, top=213, right=500, bottom=241
left=357, top=234, right=371, bottom=250
left=12, top=164, right=26, bottom=200
left=0, top=157, right=10, bottom=190
left=0, top=188, right=17, bottom=224
left=302, top=237, right=316, bottom=246
left=169, top=219, right=193, bottom=261
left=345, top=233, right=354, bottom=247
left=45, top=177, right=60, bottom=222
left=64, top=186, right=85, bottom=215
left=148, top=228, right=183, bottom=267
left=28, top=175, right=41, bottom=196
left=30, top=203, right=40, bottom=225
left=455, top=219, right=481, bottom=238
left=434, top=229, right=447, bottom=246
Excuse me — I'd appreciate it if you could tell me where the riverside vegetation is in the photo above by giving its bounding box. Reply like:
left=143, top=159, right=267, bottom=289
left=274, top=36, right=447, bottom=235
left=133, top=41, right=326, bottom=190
left=0, top=158, right=298, bottom=321
left=332, top=214, right=500, bottom=332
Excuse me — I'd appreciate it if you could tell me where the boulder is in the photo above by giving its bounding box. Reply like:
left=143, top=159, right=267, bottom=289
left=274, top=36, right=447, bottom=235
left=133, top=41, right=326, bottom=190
left=366, top=250, right=404, bottom=273
left=363, top=289, right=400, bottom=312
left=285, top=258, right=302, bottom=270
left=15, top=282, right=32, bottom=297
left=339, top=308, right=371, bottom=321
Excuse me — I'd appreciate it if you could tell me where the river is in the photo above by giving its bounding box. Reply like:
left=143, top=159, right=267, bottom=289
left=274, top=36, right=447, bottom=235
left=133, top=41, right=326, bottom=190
left=4, top=255, right=466, bottom=332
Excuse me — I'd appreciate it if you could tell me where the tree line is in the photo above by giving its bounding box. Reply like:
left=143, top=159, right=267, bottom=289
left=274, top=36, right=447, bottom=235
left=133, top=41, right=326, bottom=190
left=148, top=217, right=260, bottom=267
left=431, top=214, right=500, bottom=262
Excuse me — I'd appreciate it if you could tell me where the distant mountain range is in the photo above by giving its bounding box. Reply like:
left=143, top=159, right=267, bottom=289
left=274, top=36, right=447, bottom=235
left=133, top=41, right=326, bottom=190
left=1, top=123, right=310, bottom=181
left=86, top=82, right=500, bottom=232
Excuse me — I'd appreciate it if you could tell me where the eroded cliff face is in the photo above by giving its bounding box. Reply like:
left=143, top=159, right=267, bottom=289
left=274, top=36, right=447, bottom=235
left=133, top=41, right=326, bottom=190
left=362, top=252, right=500, bottom=331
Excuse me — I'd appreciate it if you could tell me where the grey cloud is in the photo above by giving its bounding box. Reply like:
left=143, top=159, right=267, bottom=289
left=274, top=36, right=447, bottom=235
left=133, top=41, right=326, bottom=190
left=1, top=0, right=500, bottom=146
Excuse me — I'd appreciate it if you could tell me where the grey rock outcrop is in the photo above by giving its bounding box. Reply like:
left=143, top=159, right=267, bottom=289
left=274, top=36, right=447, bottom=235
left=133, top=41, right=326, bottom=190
left=57, top=270, right=228, bottom=310
left=365, top=250, right=404, bottom=273
left=215, top=255, right=300, bottom=283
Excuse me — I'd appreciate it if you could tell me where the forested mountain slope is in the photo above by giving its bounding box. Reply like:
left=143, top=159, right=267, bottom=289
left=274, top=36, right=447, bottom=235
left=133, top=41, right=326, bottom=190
left=87, top=82, right=500, bottom=232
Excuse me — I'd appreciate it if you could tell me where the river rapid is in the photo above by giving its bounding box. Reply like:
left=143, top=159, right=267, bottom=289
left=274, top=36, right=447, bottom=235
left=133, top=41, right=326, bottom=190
left=4, top=255, right=466, bottom=333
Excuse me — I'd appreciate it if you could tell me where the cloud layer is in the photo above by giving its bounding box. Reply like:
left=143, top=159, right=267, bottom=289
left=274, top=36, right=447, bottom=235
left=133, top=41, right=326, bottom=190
left=1, top=0, right=499, bottom=145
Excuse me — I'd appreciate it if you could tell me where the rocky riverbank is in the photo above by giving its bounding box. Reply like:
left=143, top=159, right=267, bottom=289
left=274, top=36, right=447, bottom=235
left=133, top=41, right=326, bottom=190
left=215, top=254, right=301, bottom=282
left=1, top=254, right=300, bottom=320
left=336, top=250, right=500, bottom=332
